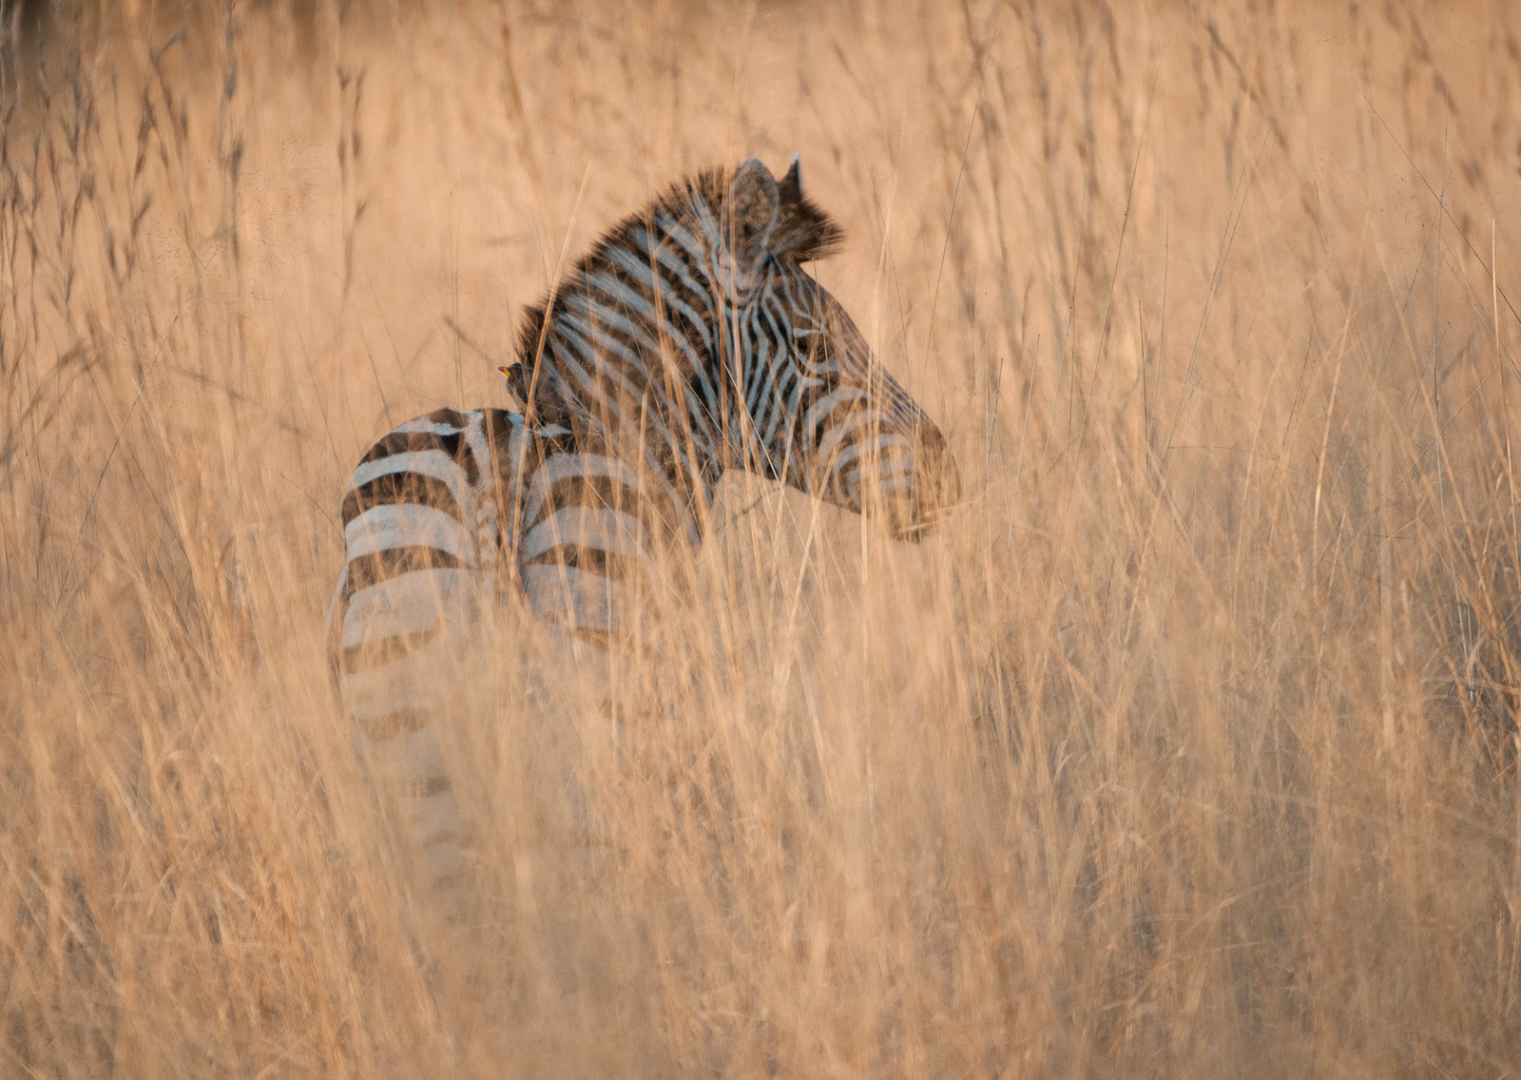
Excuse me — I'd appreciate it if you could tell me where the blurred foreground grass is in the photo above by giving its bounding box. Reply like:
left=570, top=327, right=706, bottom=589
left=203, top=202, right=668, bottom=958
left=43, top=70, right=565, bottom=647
left=3, top=1, right=1521, bottom=1076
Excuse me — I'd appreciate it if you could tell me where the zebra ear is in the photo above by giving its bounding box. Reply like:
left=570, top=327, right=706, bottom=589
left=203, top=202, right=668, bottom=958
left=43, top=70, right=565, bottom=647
left=724, top=158, right=780, bottom=271
left=765, top=153, right=844, bottom=264
left=778, top=153, right=803, bottom=206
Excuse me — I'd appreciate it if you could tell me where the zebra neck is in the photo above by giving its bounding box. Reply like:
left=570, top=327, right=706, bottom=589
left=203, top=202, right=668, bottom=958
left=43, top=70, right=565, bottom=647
left=521, top=202, right=755, bottom=493
left=532, top=332, right=733, bottom=507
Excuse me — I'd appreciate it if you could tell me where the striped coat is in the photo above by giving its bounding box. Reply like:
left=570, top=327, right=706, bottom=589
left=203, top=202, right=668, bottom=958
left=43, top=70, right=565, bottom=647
left=327, top=157, right=959, bottom=915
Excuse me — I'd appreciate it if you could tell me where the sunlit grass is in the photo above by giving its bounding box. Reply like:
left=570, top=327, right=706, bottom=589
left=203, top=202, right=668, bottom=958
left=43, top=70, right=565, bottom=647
left=3, top=1, right=1520, bottom=1076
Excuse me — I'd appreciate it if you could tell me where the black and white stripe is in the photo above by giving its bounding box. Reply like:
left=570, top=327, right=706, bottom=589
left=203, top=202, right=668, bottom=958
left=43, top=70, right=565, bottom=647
left=328, top=157, right=960, bottom=915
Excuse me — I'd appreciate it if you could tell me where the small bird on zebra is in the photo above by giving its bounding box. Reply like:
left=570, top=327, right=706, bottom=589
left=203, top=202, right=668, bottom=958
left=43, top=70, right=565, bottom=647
left=326, top=155, right=961, bottom=918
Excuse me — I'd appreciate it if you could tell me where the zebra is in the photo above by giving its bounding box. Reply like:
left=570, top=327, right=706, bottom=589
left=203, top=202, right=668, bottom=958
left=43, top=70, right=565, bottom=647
left=327, top=156, right=961, bottom=918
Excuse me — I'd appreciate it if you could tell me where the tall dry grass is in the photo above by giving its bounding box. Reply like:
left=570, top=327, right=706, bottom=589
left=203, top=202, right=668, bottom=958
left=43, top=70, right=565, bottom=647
left=3, top=0, right=1521, bottom=1076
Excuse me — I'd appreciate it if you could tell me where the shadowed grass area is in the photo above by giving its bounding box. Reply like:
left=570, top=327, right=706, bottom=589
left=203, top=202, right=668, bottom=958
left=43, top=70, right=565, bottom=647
left=3, top=1, right=1520, bottom=1076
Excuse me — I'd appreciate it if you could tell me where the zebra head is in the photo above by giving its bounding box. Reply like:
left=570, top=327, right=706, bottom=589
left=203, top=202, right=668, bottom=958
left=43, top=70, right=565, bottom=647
left=508, top=156, right=960, bottom=541
left=717, top=157, right=960, bottom=540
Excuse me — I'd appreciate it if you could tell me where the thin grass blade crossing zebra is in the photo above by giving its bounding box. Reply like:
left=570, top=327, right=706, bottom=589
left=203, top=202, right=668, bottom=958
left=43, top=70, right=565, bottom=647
left=327, top=156, right=961, bottom=915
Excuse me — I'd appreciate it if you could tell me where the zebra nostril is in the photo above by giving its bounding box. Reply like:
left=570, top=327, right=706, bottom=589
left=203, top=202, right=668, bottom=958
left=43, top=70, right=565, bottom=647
left=879, top=422, right=959, bottom=541
left=915, top=423, right=960, bottom=512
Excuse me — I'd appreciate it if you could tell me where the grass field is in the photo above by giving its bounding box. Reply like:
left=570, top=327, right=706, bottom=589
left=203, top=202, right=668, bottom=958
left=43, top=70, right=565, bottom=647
left=4, top=1, right=1521, bottom=1076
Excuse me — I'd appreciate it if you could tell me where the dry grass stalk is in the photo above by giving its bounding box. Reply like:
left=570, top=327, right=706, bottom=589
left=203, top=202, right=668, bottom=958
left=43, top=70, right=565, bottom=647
left=2, top=1, right=1520, bottom=1076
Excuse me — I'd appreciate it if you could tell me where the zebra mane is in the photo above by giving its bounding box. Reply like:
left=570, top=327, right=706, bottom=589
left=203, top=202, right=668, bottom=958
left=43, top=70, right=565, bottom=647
left=509, top=163, right=844, bottom=426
